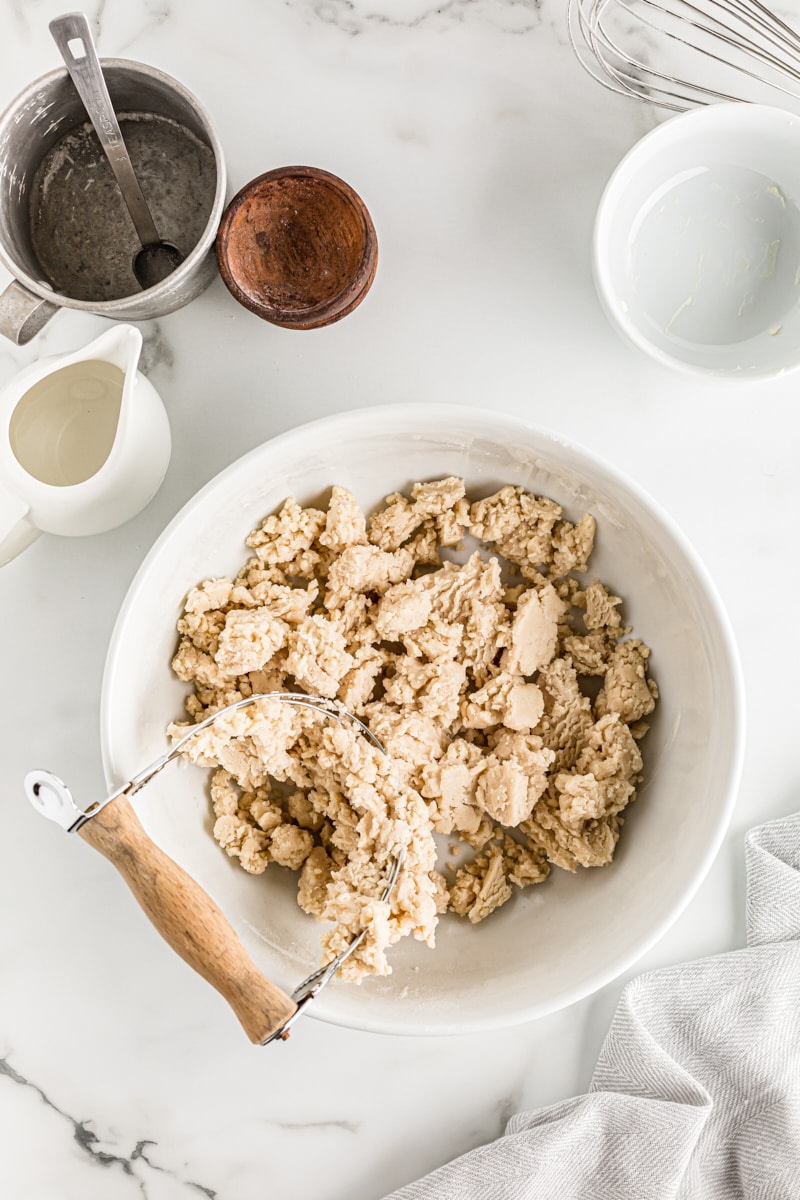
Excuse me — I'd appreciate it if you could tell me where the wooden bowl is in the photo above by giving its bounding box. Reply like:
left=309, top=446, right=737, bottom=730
left=215, top=166, right=378, bottom=329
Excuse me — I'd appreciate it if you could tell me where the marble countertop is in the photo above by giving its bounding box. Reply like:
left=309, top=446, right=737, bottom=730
left=2, top=2, right=799, bottom=1198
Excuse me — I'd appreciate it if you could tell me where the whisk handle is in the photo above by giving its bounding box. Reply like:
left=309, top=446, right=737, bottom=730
left=78, top=795, right=297, bottom=1043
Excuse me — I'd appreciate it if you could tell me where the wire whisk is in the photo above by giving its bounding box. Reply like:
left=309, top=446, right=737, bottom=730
left=569, top=0, right=800, bottom=111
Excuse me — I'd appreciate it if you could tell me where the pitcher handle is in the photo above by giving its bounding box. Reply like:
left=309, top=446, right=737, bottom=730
left=0, top=483, right=40, bottom=565
left=0, top=280, right=60, bottom=345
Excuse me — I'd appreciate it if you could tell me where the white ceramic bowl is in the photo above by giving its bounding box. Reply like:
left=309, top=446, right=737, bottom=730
left=594, top=104, right=800, bottom=379
left=101, top=405, right=744, bottom=1035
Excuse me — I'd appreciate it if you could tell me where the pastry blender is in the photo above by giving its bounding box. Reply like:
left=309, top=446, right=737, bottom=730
left=25, top=693, right=405, bottom=1045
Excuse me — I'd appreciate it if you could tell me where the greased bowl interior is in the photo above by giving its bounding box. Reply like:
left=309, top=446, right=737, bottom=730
left=101, top=406, right=744, bottom=1035
left=594, top=104, right=800, bottom=378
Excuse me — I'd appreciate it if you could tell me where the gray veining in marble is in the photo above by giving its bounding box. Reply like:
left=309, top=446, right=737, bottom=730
left=3, top=0, right=800, bottom=1197
left=306, top=0, right=545, bottom=36
left=0, top=1056, right=218, bottom=1197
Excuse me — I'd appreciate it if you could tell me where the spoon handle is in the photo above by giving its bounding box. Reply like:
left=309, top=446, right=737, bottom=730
left=50, top=12, right=161, bottom=247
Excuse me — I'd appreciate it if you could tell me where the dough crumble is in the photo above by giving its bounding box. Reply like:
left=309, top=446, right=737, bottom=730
left=169, top=478, right=657, bottom=981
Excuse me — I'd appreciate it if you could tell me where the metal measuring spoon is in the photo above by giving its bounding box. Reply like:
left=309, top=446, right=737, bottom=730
left=50, top=12, right=184, bottom=290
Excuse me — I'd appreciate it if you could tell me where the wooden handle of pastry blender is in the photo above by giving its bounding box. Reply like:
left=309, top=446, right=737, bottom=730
left=78, top=795, right=297, bottom=1043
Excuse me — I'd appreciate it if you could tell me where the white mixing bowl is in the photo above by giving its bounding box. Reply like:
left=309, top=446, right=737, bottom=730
left=101, top=405, right=744, bottom=1035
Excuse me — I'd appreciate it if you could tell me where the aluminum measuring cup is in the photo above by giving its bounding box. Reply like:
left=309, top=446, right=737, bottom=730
left=0, top=59, right=226, bottom=345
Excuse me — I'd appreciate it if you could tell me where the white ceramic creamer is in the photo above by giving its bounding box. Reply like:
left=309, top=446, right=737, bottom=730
left=0, top=324, right=171, bottom=565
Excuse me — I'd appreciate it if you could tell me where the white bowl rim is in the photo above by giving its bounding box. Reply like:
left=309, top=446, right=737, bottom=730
left=593, top=102, right=800, bottom=381
left=100, top=403, right=746, bottom=1036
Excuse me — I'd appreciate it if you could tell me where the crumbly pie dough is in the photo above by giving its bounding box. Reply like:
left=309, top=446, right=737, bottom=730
left=169, top=478, right=657, bottom=981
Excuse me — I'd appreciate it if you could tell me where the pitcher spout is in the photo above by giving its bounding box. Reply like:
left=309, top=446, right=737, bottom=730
left=78, top=323, right=143, bottom=379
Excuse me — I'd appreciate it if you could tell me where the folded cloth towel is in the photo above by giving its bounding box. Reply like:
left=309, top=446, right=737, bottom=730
left=385, top=813, right=800, bottom=1200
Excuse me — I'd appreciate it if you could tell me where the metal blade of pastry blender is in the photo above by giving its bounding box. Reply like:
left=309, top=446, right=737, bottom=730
left=49, top=12, right=183, bottom=288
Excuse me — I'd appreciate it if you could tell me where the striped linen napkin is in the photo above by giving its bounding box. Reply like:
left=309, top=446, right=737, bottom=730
left=386, top=813, right=800, bottom=1200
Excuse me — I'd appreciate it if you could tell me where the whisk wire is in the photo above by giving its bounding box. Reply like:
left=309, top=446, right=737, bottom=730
left=630, top=0, right=800, bottom=90
left=569, top=0, right=738, bottom=107
left=648, top=0, right=800, bottom=75
left=570, top=0, right=800, bottom=110
left=569, top=0, right=738, bottom=106
left=744, top=0, right=800, bottom=50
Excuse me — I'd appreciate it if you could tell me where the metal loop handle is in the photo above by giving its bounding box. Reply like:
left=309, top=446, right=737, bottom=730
left=0, top=280, right=60, bottom=345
